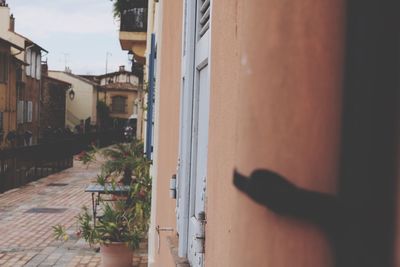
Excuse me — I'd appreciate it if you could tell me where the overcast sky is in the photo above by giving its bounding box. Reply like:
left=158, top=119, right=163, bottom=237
left=7, top=0, right=129, bottom=75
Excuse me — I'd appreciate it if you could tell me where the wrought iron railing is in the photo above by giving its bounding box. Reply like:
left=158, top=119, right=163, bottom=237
left=0, top=129, right=124, bottom=193
left=120, top=7, right=148, bottom=32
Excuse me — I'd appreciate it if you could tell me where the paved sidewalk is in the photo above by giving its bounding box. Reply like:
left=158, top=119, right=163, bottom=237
left=0, top=158, right=147, bottom=267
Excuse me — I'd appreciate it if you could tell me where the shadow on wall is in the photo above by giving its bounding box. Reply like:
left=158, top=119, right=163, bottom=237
left=233, top=1, right=400, bottom=267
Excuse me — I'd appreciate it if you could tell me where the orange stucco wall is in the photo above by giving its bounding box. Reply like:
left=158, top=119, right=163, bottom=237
left=153, top=0, right=345, bottom=266
left=205, top=1, right=345, bottom=266
left=152, top=0, right=183, bottom=266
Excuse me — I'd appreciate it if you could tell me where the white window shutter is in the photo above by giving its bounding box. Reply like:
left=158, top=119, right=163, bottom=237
left=27, top=101, right=33, bottom=122
left=17, top=100, right=24, bottom=124
left=25, top=49, right=31, bottom=76
left=36, top=53, right=41, bottom=80
left=31, top=51, right=36, bottom=78
left=23, top=101, right=27, bottom=123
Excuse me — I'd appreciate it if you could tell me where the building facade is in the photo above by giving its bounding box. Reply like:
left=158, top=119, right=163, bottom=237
left=17, top=40, right=46, bottom=145
left=145, top=1, right=400, bottom=267
left=81, top=66, right=141, bottom=134
left=97, top=66, right=140, bottom=128
left=1, top=1, right=45, bottom=146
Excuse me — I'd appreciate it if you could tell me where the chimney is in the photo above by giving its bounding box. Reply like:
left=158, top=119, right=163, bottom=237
left=119, top=65, right=125, bottom=72
left=41, top=61, right=48, bottom=76
left=0, top=0, right=7, bottom=7
left=9, top=14, right=14, bottom=32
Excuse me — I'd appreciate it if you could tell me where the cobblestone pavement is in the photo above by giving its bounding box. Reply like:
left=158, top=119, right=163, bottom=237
left=0, top=158, right=148, bottom=267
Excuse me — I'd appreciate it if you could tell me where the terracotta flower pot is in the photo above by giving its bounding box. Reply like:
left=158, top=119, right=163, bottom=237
left=100, top=242, right=133, bottom=267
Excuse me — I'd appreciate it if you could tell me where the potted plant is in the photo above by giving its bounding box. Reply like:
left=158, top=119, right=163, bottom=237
left=100, top=141, right=146, bottom=185
left=54, top=140, right=151, bottom=267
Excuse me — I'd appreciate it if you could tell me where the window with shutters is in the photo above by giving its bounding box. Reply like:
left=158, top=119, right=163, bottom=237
left=111, top=96, right=127, bottom=113
left=0, top=52, right=8, bottom=83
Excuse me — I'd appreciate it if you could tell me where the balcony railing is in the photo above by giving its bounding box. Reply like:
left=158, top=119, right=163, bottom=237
left=120, top=7, right=148, bottom=32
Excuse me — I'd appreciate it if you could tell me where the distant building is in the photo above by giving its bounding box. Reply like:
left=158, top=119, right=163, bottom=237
left=81, top=66, right=142, bottom=136
left=48, top=70, right=99, bottom=131
left=98, top=66, right=140, bottom=130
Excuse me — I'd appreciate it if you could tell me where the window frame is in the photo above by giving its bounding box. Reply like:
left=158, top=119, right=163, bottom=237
left=111, top=95, right=127, bottom=113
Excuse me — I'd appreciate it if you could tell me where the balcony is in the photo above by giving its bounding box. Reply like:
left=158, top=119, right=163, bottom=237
left=120, top=8, right=147, bottom=32
left=119, top=0, right=148, bottom=59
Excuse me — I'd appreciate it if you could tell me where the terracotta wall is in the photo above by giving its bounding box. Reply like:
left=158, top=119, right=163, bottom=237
left=153, top=0, right=346, bottom=266
left=205, top=0, right=345, bottom=266
left=151, top=0, right=183, bottom=265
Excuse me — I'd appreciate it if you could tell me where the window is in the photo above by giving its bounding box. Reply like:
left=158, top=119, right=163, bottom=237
left=0, top=52, right=9, bottom=83
left=27, top=101, right=33, bottom=122
left=111, top=96, right=126, bottom=113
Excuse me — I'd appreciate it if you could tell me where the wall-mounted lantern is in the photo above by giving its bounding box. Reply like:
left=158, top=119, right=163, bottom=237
left=68, top=88, right=75, bottom=100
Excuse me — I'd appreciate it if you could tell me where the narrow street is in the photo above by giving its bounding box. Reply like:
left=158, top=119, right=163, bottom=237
left=0, top=158, right=147, bottom=267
